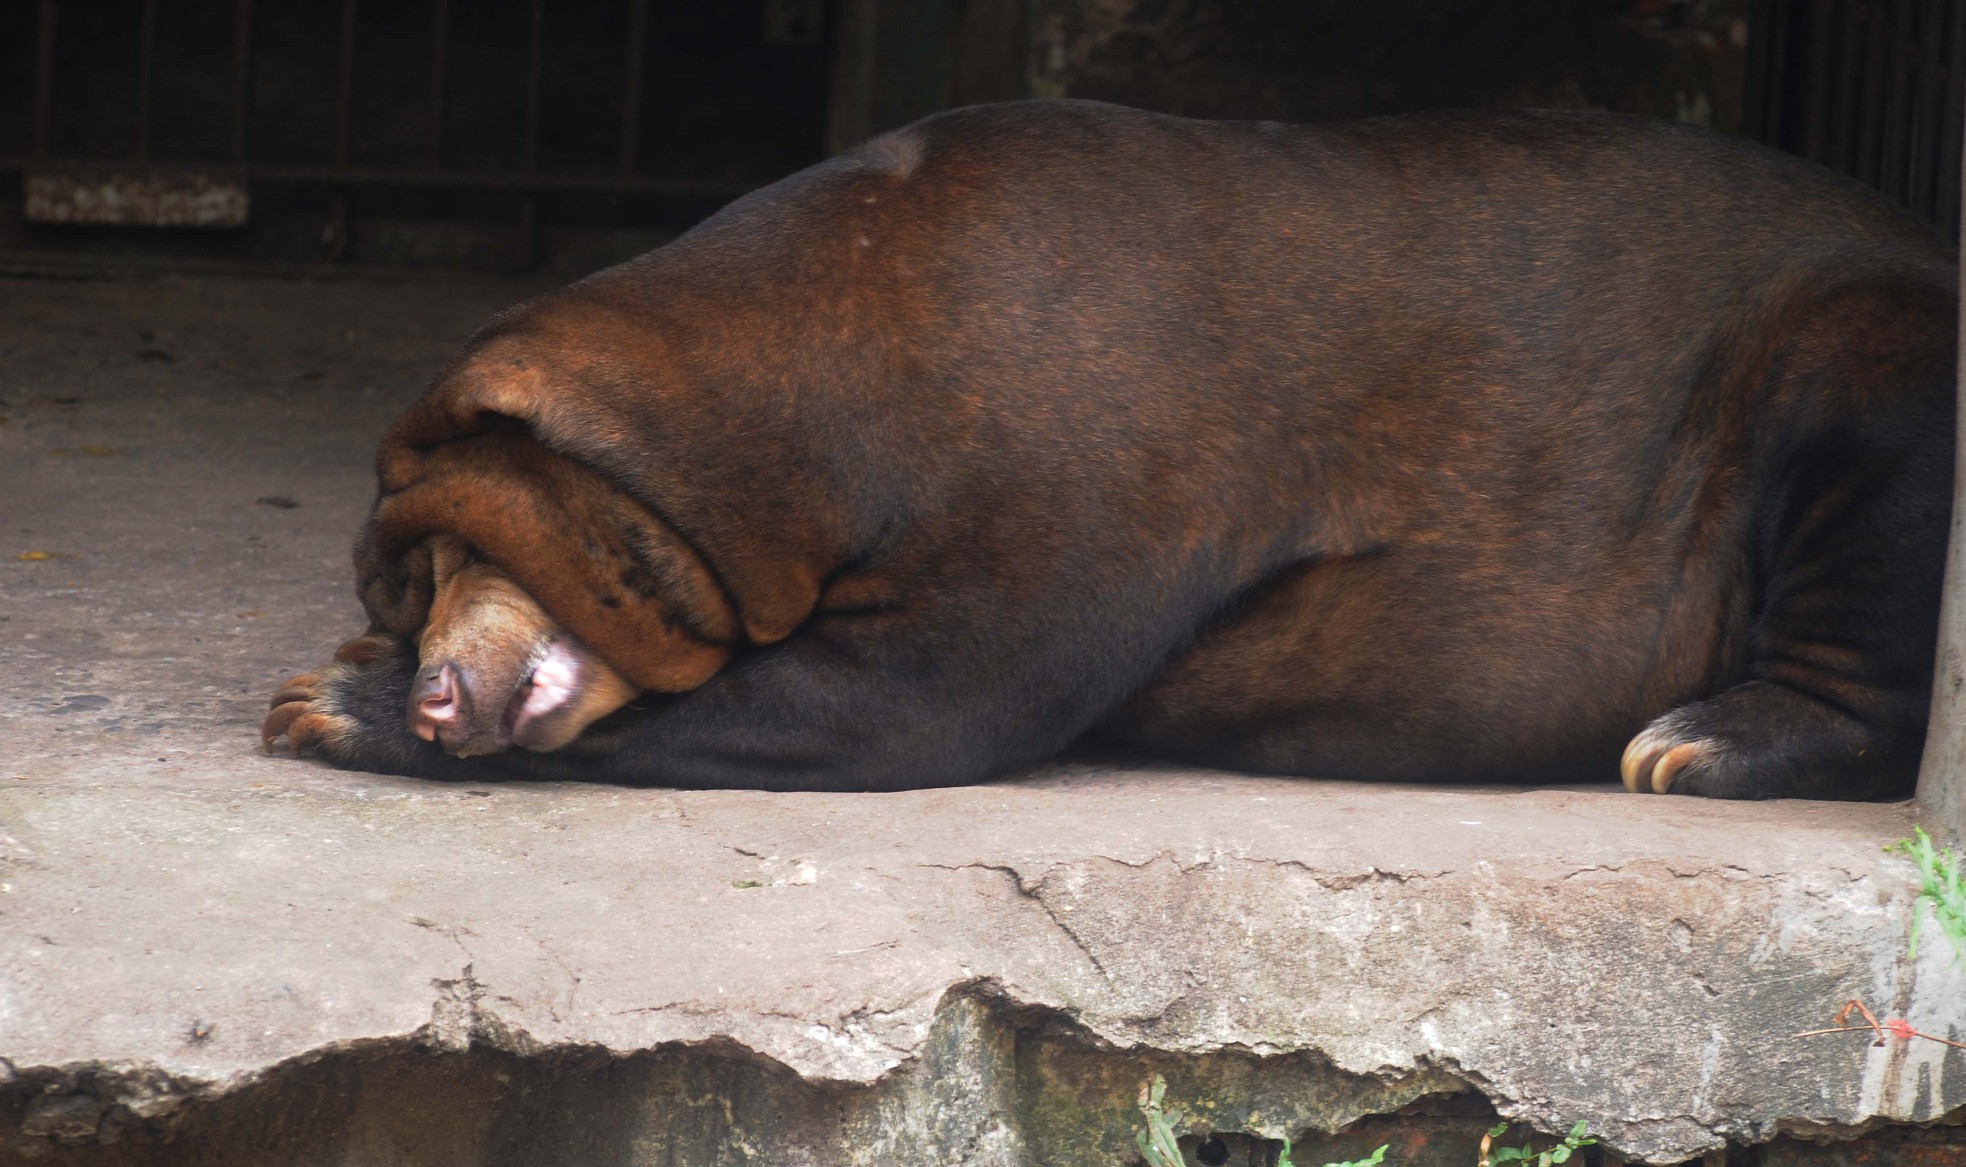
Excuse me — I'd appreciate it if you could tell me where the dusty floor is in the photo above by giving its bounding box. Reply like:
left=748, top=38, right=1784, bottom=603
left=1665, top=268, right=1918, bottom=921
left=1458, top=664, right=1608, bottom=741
left=0, top=273, right=1961, bottom=1166
left=1, top=271, right=552, bottom=780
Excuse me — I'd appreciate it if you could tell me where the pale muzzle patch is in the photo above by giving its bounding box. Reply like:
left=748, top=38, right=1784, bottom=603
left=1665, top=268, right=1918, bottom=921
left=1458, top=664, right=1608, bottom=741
left=408, top=535, right=642, bottom=756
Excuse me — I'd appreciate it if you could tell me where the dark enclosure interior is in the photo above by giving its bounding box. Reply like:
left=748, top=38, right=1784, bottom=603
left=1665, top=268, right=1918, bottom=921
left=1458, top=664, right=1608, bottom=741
left=0, top=0, right=834, bottom=271
left=1745, top=0, right=1965, bottom=239
left=0, top=0, right=1958, bottom=270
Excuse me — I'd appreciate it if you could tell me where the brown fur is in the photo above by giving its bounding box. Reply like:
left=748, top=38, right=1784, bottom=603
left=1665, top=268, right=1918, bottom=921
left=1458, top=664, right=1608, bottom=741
left=361, top=424, right=738, bottom=692
left=264, top=100, right=1956, bottom=798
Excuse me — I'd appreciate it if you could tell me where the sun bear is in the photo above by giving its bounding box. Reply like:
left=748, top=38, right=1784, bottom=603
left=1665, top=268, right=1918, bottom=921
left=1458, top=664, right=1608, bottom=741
left=264, top=100, right=1957, bottom=798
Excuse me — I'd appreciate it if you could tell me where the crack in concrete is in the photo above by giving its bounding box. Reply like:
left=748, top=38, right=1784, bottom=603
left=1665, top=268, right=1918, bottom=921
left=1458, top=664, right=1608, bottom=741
left=1557, top=860, right=1769, bottom=882
left=426, top=963, right=487, bottom=1052
left=1024, top=887, right=1113, bottom=983
left=917, top=860, right=1114, bottom=981
left=1277, top=862, right=1452, bottom=889
left=518, top=925, right=583, bottom=1024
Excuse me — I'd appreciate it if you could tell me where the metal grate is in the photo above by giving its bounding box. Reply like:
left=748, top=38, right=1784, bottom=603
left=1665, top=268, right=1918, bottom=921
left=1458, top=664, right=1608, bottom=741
left=1744, top=0, right=1966, bottom=241
left=0, top=0, right=831, bottom=267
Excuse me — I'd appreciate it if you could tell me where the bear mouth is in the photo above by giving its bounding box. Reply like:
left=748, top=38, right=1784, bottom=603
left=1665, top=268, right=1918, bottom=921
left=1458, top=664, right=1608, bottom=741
left=411, top=629, right=639, bottom=758
left=501, top=637, right=584, bottom=749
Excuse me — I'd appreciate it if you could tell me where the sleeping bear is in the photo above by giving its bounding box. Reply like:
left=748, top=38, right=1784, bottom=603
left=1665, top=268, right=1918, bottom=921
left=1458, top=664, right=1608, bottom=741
left=263, top=99, right=1958, bottom=799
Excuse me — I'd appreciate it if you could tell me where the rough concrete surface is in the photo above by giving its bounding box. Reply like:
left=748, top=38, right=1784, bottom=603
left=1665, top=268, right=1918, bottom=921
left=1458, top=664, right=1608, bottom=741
left=1, top=273, right=1962, bottom=1166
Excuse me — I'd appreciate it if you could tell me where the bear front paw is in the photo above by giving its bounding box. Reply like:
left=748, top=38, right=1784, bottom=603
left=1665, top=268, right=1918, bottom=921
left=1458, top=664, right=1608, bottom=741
left=261, top=634, right=401, bottom=762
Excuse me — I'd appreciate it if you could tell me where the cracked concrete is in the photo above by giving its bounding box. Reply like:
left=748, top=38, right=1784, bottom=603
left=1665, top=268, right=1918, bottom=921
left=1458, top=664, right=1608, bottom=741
left=2, top=273, right=1963, bottom=1165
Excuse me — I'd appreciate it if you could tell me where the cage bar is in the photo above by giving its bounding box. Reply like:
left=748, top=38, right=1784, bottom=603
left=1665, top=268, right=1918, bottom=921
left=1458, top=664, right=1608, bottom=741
left=1855, top=0, right=1891, bottom=187
left=336, top=0, right=357, bottom=167
left=620, top=0, right=649, bottom=172
left=230, top=0, right=254, bottom=163
left=1800, top=0, right=1839, bottom=164
left=135, top=0, right=158, bottom=160
left=1939, top=0, right=1966, bottom=234
left=1879, top=0, right=1914, bottom=205
left=1741, top=0, right=1786, bottom=144
left=524, top=0, right=545, bottom=172
left=31, top=0, right=55, bottom=159
left=427, top=0, right=450, bottom=166
left=1906, top=0, right=1944, bottom=221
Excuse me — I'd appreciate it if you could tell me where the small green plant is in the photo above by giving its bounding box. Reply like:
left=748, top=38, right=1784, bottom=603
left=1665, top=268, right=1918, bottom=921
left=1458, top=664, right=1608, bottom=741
left=1479, top=1120, right=1593, bottom=1167
left=1887, top=827, right=1966, bottom=966
left=1136, top=1075, right=1388, bottom=1167
left=1135, top=1076, right=1185, bottom=1167
left=1278, top=1137, right=1387, bottom=1167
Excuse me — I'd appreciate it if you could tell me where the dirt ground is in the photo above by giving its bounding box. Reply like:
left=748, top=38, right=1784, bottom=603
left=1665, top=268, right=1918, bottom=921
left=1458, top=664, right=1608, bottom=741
left=1, top=271, right=554, bottom=781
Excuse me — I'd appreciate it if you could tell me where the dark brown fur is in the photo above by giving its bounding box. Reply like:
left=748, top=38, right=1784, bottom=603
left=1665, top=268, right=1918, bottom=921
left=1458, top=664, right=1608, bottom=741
left=264, top=100, right=1957, bottom=798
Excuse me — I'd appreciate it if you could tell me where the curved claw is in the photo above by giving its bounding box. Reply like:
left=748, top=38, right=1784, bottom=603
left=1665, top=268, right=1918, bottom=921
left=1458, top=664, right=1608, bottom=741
left=269, top=675, right=320, bottom=709
left=263, top=700, right=312, bottom=751
left=284, top=712, right=337, bottom=754
left=1620, top=728, right=1712, bottom=794
left=1619, top=733, right=1655, bottom=792
left=1646, top=742, right=1707, bottom=793
left=262, top=699, right=315, bottom=752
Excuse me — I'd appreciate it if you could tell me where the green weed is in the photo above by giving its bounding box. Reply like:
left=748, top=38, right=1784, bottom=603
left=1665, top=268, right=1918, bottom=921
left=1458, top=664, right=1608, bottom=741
left=1134, top=1076, right=1185, bottom=1167
left=1887, top=827, right=1966, bottom=966
left=1279, top=1137, right=1387, bottom=1167
left=1479, top=1120, right=1594, bottom=1166
left=1133, top=1074, right=1386, bottom=1167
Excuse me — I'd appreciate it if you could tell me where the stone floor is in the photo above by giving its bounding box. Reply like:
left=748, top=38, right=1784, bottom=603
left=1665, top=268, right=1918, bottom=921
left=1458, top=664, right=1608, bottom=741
left=1, top=272, right=1962, bottom=1166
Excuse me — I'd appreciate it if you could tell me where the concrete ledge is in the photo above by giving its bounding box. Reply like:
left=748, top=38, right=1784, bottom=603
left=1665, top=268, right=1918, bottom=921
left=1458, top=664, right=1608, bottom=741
left=3, top=771, right=1962, bottom=1164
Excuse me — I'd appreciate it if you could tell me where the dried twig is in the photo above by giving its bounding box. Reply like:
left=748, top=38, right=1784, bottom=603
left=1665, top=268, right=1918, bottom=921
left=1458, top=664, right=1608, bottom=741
left=1795, top=998, right=1966, bottom=1052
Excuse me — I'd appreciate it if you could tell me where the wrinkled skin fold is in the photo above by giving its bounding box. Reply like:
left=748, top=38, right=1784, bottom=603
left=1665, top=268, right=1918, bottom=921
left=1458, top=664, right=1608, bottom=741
left=264, top=99, right=1957, bottom=798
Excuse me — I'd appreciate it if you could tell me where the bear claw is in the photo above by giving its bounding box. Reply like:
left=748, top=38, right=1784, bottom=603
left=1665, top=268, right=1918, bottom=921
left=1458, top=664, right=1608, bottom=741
left=1620, top=725, right=1714, bottom=794
left=261, top=667, right=358, bottom=756
left=262, top=697, right=314, bottom=753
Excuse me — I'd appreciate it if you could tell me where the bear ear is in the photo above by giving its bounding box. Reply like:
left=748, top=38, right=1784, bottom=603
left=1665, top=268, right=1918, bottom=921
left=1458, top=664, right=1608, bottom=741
left=356, top=425, right=741, bottom=694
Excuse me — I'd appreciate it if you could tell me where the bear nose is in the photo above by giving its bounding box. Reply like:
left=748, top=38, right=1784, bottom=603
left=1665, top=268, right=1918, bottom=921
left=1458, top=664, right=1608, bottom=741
left=408, top=662, right=462, bottom=744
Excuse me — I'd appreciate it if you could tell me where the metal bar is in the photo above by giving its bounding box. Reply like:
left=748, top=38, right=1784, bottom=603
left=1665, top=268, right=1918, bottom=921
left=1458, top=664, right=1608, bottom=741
left=1768, top=2, right=1796, bottom=145
left=326, top=193, right=350, bottom=261
left=1881, top=0, right=1916, bottom=204
left=426, top=0, right=450, bottom=166
left=524, top=0, right=545, bottom=171
left=230, top=0, right=254, bottom=163
left=1907, top=0, right=1942, bottom=221
left=336, top=0, right=358, bottom=167
left=135, top=0, right=158, bottom=160
left=1802, top=0, right=1840, bottom=163
left=519, top=0, right=546, bottom=269
left=1857, top=0, right=1893, bottom=186
left=1741, top=0, right=1782, bottom=144
left=618, top=0, right=649, bottom=171
left=1939, top=0, right=1966, bottom=240
left=1830, top=0, right=1866, bottom=173
left=0, top=158, right=758, bottom=198
left=1740, top=0, right=1768, bottom=142
left=31, top=0, right=56, bottom=159
left=519, top=194, right=540, bottom=270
